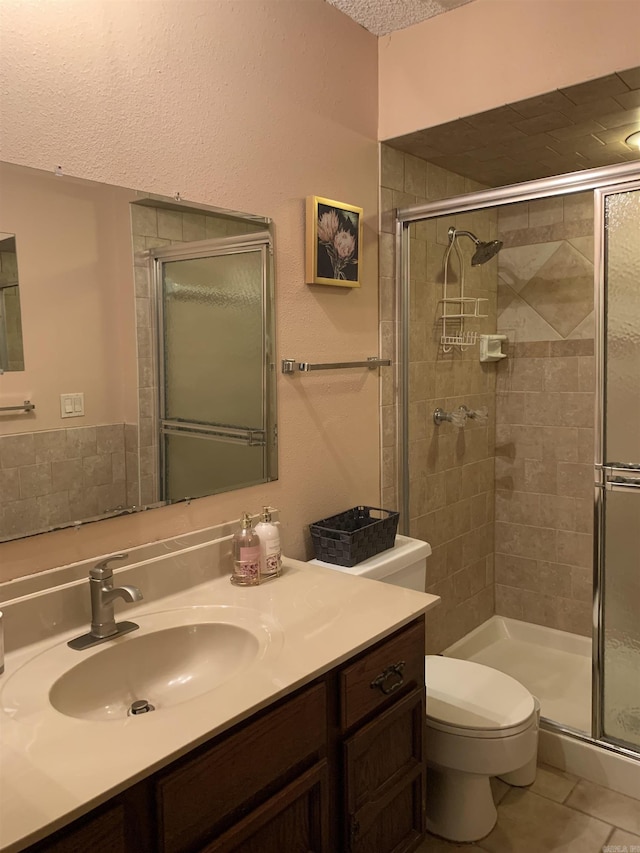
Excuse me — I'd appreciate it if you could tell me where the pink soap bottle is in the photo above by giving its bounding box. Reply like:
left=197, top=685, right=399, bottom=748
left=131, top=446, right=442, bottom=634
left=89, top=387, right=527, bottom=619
left=231, top=512, right=261, bottom=586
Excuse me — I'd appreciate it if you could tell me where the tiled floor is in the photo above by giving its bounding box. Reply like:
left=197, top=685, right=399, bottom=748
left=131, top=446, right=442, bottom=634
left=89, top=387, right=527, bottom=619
left=417, top=764, right=640, bottom=853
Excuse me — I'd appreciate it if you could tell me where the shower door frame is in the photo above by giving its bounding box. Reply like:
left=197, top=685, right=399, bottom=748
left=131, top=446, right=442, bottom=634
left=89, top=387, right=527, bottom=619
left=594, top=178, right=640, bottom=756
left=150, top=231, right=276, bottom=503
left=394, top=158, right=640, bottom=760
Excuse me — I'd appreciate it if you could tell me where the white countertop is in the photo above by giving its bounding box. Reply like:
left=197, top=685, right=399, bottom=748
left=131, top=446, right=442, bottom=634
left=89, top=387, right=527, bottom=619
left=0, top=555, right=439, bottom=852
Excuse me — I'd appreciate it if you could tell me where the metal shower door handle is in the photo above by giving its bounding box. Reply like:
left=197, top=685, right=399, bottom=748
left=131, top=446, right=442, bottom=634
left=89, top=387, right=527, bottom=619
left=601, top=464, right=640, bottom=491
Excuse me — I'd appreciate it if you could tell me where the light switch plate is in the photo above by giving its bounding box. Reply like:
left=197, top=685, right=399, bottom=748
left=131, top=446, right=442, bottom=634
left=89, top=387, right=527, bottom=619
left=60, top=392, right=84, bottom=418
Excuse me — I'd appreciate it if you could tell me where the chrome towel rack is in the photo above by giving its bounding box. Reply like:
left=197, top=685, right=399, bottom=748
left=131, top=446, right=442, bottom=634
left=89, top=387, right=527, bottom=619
left=0, top=400, right=35, bottom=413
left=281, top=357, right=391, bottom=374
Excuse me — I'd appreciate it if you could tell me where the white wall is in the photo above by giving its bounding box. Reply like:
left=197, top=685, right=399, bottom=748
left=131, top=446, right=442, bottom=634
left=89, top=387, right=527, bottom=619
left=0, top=0, right=381, bottom=578
left=379, top=0, right=640, bottom=139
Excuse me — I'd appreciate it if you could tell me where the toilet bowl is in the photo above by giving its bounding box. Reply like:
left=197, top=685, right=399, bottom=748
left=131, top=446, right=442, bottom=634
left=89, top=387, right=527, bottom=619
left=425, top=654, right=538, bottom=841
left=310, top=534, right=539, bottom=842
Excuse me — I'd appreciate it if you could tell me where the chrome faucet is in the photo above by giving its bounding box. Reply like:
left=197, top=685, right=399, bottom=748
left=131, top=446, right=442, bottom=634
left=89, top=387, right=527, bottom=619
left=68, top=554, right=143, bottom=650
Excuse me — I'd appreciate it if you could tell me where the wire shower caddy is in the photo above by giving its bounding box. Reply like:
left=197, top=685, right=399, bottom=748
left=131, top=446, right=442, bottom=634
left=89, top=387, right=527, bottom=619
left=438, top=232, right=488, bottom=352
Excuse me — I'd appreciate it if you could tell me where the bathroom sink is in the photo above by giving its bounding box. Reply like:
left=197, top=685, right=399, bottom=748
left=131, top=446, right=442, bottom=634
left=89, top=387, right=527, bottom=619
left=51, top=622, right=259, bottom=721
left=2, top=606, right=282, bottom=723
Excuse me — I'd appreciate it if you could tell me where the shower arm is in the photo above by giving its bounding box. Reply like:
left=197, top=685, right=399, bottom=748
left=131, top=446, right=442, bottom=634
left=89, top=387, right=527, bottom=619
left=448, top=227, right=480, bottom=247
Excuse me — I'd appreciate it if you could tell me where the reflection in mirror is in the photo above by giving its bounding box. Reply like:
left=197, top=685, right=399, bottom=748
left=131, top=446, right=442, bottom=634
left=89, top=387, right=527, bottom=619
left=154, top=235, right=274, bottom=502
left=0, top=163, right=277, bottom=543
left=0, top=233, right=25, bottom=372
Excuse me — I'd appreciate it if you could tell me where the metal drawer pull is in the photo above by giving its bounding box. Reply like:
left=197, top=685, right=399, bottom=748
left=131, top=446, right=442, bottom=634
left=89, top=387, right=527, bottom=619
left=370, top=661, right=405, bottom=695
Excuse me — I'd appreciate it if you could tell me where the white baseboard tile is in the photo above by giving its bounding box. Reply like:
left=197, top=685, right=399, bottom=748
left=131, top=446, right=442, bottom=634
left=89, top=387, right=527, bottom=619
left=539, top=729, right=640, bottom=799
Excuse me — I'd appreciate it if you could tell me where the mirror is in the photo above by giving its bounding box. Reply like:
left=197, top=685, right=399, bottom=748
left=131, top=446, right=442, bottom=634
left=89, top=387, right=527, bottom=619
left=0, top=233, right=25, bottom=372
left=0, top=162, right=277, bottom=543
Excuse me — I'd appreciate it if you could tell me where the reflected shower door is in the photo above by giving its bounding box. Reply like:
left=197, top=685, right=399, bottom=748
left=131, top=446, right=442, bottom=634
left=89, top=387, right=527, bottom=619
left=600, top=184, right=640, bottom=752
left=158, top=243, right=267, bottom=502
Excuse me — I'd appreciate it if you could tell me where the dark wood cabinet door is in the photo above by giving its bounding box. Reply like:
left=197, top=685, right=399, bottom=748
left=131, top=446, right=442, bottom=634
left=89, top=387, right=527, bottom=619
left=343, top=687, right=425, bottom=853
left=156, top=682, right=327, bottom=853
left=199, top=761, right=330, bottom=853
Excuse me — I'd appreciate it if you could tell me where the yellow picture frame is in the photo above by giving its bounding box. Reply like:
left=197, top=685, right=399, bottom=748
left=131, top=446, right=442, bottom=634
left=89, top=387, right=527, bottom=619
left=305, top=195, right=363, bottom=287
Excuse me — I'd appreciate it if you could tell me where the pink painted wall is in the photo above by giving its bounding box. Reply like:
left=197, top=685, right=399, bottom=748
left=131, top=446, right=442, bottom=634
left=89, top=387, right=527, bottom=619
left=379, top=0, right=640, bottom=139
left=0, top=163, right=139, bottom=433
left=0, top=0, right=380, bottom=578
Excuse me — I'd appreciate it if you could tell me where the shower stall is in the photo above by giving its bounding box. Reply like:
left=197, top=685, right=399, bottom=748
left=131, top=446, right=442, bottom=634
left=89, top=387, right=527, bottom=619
left=392, top=159, right=640, bottom=765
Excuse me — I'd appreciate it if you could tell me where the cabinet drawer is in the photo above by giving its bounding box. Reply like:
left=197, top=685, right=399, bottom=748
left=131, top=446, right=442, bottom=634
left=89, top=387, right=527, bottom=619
left=156, top=681, right=327, bottom=853
left=339, top=618, right=425, bottom=731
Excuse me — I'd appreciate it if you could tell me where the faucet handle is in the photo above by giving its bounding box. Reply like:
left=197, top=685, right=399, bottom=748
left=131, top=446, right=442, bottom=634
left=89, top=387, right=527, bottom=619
left=90, top=553, right=129, bottom=580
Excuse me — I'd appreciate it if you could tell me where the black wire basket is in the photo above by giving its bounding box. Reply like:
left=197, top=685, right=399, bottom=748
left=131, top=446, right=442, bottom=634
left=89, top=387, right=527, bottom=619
left=309, top=506, right=400, bottom=567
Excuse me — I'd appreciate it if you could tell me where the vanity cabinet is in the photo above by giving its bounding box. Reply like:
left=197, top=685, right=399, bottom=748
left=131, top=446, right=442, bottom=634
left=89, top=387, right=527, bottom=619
left=24, top=617, right=426, bottom=853
left=199, top=761, right=329, bottom=853
left=25, top=786, right=153, bottom=853
left=24, top=804, right=127, bottom=853
left=155, top=682, right=328, bottom=853
left=339, top=618, right=426, bottom=853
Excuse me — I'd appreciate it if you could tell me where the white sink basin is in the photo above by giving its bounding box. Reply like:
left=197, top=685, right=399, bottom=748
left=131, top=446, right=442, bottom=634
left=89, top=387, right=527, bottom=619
left=51, top=622, right=259, bottom=721
left=2, top=606, right=282, bottom=723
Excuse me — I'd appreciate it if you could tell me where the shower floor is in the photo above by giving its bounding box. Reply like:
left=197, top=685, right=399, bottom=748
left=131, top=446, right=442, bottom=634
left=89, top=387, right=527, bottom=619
left=444, top=616, right=592, bottom=733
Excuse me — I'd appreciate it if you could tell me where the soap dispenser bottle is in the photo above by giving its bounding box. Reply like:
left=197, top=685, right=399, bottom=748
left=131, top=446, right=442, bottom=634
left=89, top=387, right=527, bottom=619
left=231, top=513, right=261, bottom=586
left=255, top=506, right=282, bottom=580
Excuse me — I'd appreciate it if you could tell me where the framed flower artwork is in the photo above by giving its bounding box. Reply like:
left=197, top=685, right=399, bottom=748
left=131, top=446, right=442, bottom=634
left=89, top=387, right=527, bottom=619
left=306, top=196, right=363, bottom=287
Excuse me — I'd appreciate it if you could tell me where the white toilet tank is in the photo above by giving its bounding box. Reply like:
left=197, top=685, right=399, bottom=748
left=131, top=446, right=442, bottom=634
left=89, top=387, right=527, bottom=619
left=309, top=534, right=431, bottom=591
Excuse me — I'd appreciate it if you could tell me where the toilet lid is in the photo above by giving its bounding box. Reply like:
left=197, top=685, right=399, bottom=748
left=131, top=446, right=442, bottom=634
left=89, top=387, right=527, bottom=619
left=426, top=655, right=535, bottom=732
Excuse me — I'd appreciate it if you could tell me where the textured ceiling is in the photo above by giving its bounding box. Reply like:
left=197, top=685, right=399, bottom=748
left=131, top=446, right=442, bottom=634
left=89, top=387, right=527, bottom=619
left=387, top=67, right=640, bottom=186
left=325, top=0, right=475, bottom=36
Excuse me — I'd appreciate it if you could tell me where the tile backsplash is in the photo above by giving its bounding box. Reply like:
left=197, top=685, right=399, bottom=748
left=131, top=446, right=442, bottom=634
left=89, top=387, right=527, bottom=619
left=0, top=423, right=136, bottom=541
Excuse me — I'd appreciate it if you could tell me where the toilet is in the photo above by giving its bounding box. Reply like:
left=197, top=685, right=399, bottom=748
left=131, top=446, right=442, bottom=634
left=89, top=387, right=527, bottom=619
left=310, top=534, right=539, bottom=843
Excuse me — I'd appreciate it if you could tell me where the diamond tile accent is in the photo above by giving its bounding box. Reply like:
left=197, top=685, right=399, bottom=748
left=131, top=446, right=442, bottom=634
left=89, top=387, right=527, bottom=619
left=519, top=242, right=594, bottom=338
left=568, top=236, right=595, bottom=262
left=497, top=291, right=561, bottom=342
left=499, top=243, right=562, bottom=292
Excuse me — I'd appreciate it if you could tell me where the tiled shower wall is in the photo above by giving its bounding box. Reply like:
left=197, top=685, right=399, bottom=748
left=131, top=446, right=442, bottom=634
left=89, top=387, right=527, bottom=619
left=494, top=193, right=595, bottom=636
left=380, top=145, right=499, bottom=654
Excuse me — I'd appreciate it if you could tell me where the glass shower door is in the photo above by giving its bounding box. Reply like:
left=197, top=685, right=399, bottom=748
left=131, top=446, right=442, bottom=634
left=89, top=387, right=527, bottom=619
left=158, top=242, right=268, bottom=502
left=599, top=183, right=640, bottom=752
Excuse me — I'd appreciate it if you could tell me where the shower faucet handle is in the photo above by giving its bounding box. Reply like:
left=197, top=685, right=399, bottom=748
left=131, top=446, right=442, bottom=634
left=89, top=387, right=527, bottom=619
left=462, top=405, right=489, bottom=425
left=434, top=405, right=489, bottom=428
left=433, top=406, right=467, bottom=428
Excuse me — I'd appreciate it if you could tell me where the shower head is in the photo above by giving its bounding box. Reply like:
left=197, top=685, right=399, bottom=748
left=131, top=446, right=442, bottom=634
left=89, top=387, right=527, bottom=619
left=448, top=227, right=503, bottom=265
left=471, top=239, right=503, bottom=265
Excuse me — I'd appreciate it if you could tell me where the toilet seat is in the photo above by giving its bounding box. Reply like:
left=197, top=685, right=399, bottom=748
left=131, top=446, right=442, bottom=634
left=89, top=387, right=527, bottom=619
left=426, top=713, right=536, bottom=739
left=425, top=655, right=535, bottom=738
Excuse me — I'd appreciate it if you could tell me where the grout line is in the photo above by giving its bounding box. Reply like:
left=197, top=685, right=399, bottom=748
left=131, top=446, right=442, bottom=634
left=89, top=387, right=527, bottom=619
left=566, top=799, right=638, bottom=836
left=561, top=776, right=580, bottom=803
